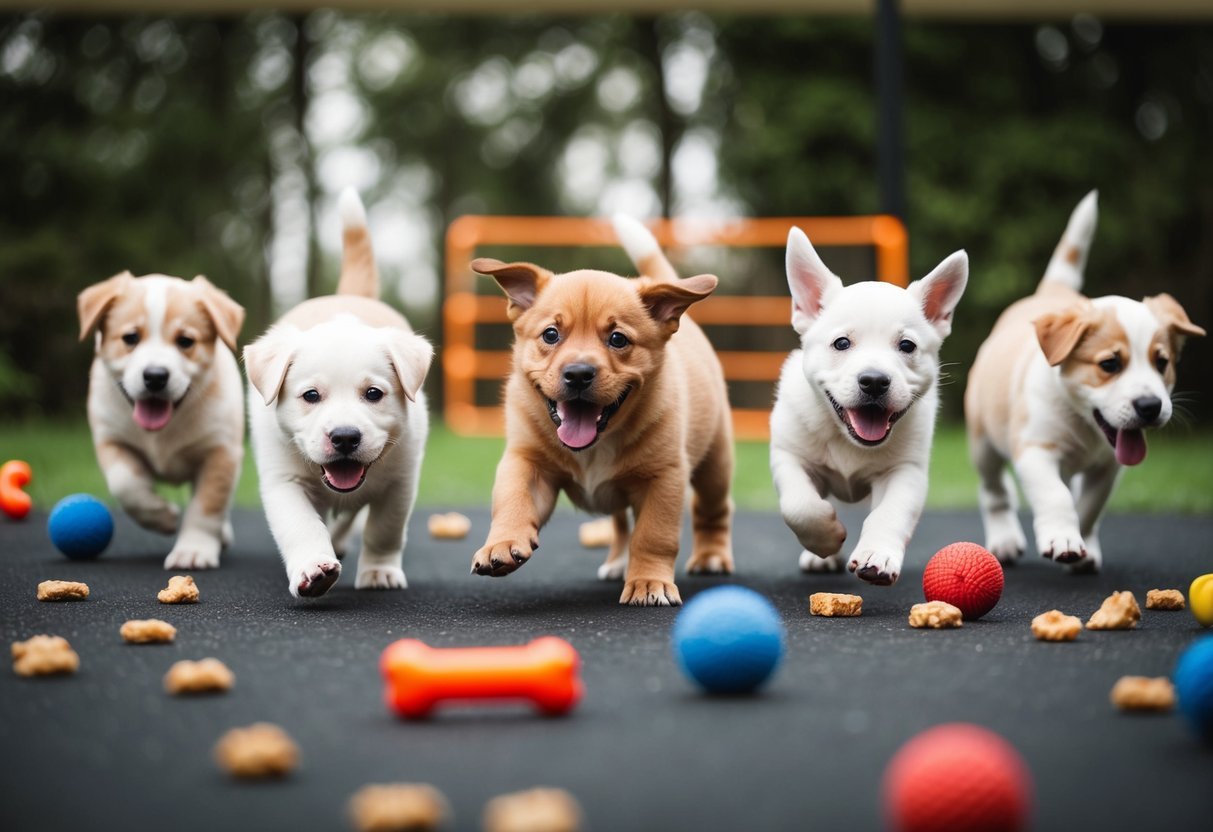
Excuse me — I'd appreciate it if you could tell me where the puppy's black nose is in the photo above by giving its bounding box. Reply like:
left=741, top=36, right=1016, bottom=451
left=858, top=371, right=890, bottom=397
left=1133, top=396, right=1162, bottom=423
left=562, top=363, right=596, bottom=392
left=143, top=366, right=169, bottom=392
left=330, top=426, right=362, bottom=455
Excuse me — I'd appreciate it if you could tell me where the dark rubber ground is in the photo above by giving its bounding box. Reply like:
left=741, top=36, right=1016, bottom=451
left=2, top=505, right=1211, bottom=831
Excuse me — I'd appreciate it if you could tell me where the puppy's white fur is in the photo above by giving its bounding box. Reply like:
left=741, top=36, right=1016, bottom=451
left=244, top=189, right=433, bottom=599
left=770, top=228, right=967, bottom=585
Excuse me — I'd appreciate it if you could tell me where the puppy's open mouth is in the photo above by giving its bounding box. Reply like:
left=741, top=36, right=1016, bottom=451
left=1094, top=409, right=1147, bottom=466
left=321, top=459, right=369, bottom=493
left=546, top=388, right=631, bottom=451
left=130, top=389, right=189, bottom=432
left=827, top=393, right=908, bottom=446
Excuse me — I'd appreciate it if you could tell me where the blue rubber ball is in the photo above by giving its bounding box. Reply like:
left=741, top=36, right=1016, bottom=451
left=1175, top=636, right=1213, bottom=743
left=672, top=585, right=785, bottom=694
left=48, top=494, right=114, bottom=560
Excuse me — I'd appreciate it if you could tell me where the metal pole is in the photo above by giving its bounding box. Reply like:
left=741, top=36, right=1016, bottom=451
left=875, top=0, right=906, bottom=221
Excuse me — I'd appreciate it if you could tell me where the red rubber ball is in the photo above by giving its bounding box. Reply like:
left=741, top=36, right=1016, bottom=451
left=922, top=542, right=1004, bottom=620
left=883, top=723, right=1032, bottom=832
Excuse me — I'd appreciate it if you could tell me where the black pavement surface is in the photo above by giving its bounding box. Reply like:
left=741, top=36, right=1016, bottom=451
left=2, top=505, right=1212, bottom=832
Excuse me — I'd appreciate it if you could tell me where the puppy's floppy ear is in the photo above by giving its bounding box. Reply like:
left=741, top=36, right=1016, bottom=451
left=1034, top=303, right=1096, bottom=366
left=471, top=258, right=551, bottom=321
left=1144, top=293, right=1206, bottom=347
left=639, top=273, right=717, bottom=335
left=192, top=275, right=245, bottom=352
left=386, top=331, right=434, bottom=402
left=785, top=227, right=843, bottom=335
left=77, top=271, right=134, bottom=341
left=909, top=250, right=968, bottom=339
left=243, top=331, right=295, bottom=406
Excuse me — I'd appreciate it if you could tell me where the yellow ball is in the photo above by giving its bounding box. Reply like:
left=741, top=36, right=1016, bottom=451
left=1191, top=574, right=1213, bottom=628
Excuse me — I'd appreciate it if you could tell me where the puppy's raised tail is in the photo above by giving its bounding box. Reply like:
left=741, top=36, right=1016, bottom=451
left=612, top=214, right=678, bottom=283
left=336, top=187, right=379, bottom=298
left=1039, top=190, right=1097, bottom=294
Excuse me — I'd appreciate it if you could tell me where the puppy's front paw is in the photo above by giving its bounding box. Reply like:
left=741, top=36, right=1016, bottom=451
left=985, top=515, right=1027, bottom=565
left=620, top=578, right=682, bottom=607
left=164, top=537, right=221, bottom=570
left=291, top=561, right=341, bottom=598
left=355, top=566, right=408, bottom=590
left=799, top=550, right=844, bottom=573
left=597, top=554, right=628, bottom=581
left=1037, top=528, right=1086, bottom=564
left=686, top=549, right=734, bottom=575
left=848, top=547, right=902, bottom=586
left=471, top=537, right=535, bottom=577
left=782, top=501, right=846, bottom=557
left=129, top=502, right=181, bottom=535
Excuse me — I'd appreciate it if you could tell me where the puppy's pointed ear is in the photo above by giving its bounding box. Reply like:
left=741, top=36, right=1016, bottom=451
left=386, top=331, right=434, bottom=402
left=471, top=258, right=551, bottom=321
left=639, top=274, right=717, bottom=336
left=786, top=227, right=843, bottom=335
left=1144, top=293, right=1206, bottom=346
left=192, top=275, right=245, bottom=352
left=243, top=332, right=294, bottom=406
left=910, top=250, right=968, bottom=339
left=1034, top=304, right=1096, bottom=366
left=77, top=271, right=134, bottom=341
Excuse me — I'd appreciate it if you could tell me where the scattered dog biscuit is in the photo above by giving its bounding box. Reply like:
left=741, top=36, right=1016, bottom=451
left=577, top=517, right=613, bottom=549
left=164, top=658, right=234, bottom=694
left=158, top=575, right=199, bottom=604
left=12, top=634, right=80, bottom=677
left=121, top=619, right=177, bottom=644
left=214, top=723, right=299, bottom=779
left=1031, top=610, right=1082, bottom=642
left=36, top=580, right=89, bottom=601
left=349, top=783, right=451, bottom=832
left=909, top=601, right=963, bottom=629
left=809, top=592, right=863, bottom=617
left=428, top=512, right=472, bottom=540
left=1087, top=590, right=1141, bottom=630
left=1110, top=676, right=1175, bottom=712
left=483, top=788, right=583, bottom=832
left=1145, top=589, right=1185, bottom=611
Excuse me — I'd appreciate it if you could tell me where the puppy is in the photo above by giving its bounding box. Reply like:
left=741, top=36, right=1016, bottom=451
left=965, top=191, right=1204, bottom=572
left=243, top=189, right=433, bottom=598
left=77, top=271, right=245, bottom=570
left=470, top=215, right=734, bottom=606
left=770, top=227, right=968, bottom=585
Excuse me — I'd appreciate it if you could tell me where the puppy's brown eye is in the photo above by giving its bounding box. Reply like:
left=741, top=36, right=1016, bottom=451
left=176, top=335, right=195, bottom=350
left=1098, top=356, right=1122, bottom=374
left=1155, top=355, right=1169, bottom=373
left=121, top=331, right=140, bottom=347
left=541, top=327, right=560, bottom=345
left=365, top=387, right=384, bottom=403
left=302, top=389, right=321, bottom=404
left=607, top=331, right=630, bottom=349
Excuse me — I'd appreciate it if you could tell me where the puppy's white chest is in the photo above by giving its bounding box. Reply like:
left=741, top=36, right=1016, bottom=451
left=806, top=463, right=874, bottom=504
left=565, top=448, right=627, bottom=514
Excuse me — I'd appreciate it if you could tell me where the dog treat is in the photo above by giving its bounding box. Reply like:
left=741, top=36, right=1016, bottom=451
left=577, top=517, right=614, bottom=549
left=12, top=635, right=80, bottom=677
left=36, top=580, right=89, bottom=601
left=809, top=592, right=863, bottom=617
left=428, top=512, right=472, bottom=540
left=164, top=658, right=234, bottom=694
left=1031, top=610, right=1082, bottom=642
left=482, top=788, right=583, bottom=832
left=158, top=575, right=199, bottom=604
left=1145, top=589, right=1185, bottom=611
left=1086, top=591, right=1141, bottom=630
left=349, top=783, right=451, bottom=832
left=120, top=619, right=177, bottom=644
left=908, top=601, right=963, bottom=629
left=1110, top=676, right=1175, bottom=712
left=214, top=723, right=299, bottom=779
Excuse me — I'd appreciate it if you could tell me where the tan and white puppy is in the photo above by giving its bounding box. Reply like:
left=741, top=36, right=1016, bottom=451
left=770, top=228, right=968, bottom=586
left=470, top=215, right=734, bottom=606
left=244, top=189, right=433, bottom=598
left=966, top=191, right=1204, bottom=571
left=78, top=271, right=245, bottom=569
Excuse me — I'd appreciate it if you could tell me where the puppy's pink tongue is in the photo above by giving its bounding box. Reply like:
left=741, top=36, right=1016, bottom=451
left=133, top=398, right=172, bottom=431
left=556, top=401, right=601, bottom=449
left=322, top=460, right=366, bottom=491
left=847, top=407, right=891, bottom=442
left=1115, top=428, right=1147, bottom=466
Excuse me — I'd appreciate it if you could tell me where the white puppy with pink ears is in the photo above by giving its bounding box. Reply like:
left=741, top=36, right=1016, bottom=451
left=769, top=227, right=967, bottom=586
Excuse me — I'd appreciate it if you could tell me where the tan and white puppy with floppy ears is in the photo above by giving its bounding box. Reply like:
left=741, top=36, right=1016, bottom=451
left=966, top=191, right=1204, bottom=572
left=78, top=271, right=245, bottom=570
left=470, top=215, right=734, bottom=606
left=243, top=189, right=433, bottom=599
left=770, top=228, right=968, bottom=586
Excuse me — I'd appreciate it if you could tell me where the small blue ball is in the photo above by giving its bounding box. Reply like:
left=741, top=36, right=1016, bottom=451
left=672, top=586, right=785, bottom=694
left=48, top=494, right=114, bottom=560
left=1175, top=636, right=1213, bottom=743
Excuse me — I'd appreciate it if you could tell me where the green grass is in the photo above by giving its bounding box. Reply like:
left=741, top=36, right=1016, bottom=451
left=2, top=419, right=1210, bottom=514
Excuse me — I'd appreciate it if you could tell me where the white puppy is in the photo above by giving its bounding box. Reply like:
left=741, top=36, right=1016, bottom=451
left=965, top=191, right=1204, bottom=571
left=77, top=271, right=245, bottom=570
left=770, top=227, right=967, bottom=586
left=243, top=189, right=433, bottom=598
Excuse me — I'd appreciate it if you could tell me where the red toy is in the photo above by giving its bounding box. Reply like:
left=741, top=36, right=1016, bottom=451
left=883, top=722, right=1033, bottom=832
left=922, top=542, right=1004, bottom=620
left=380, top=637, right=582, bottom=719
left=0, top=460, right=33, bottom=520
